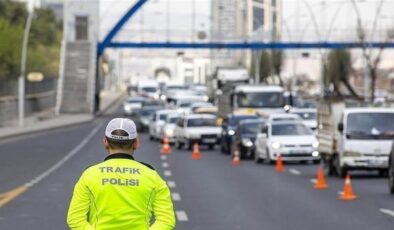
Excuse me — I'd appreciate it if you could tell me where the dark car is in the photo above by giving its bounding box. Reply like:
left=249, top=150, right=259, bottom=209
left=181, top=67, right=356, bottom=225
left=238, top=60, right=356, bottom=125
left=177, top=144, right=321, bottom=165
left=220, top=114, right=259, bottom=154
left=389, top=141, right=394, bottom=194
left=133, top=106, right=164, bottom=132
left=233, top=119, right=265, bottom=159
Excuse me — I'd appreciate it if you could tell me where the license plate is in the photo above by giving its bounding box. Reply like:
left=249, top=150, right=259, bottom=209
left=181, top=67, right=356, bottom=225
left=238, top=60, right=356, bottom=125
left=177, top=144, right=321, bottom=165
left=203, top=138, right=216, bottom=143
left=289, top=150, right=304, bottom=154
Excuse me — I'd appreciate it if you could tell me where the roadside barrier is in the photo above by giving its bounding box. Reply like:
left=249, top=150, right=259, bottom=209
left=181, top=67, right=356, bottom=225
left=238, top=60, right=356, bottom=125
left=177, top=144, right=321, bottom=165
left=161, top=136, right=172, bottom=155
left=339, top=174, right=357, bottom=201
left=191, top=143, right=201, bottom=160
left=231, top=148, right=241, bottom=166
left=276, top=154, right=284, bottom=173
left=314, top=166, right=328, bottom=189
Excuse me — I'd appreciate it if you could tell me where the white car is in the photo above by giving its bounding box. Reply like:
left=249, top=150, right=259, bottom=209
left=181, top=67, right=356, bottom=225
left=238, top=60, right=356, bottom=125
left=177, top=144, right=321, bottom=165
left=174, top=114, right=221, bottom=150
left=123, top=96, right=146, bottom=115
left=254, top=120, right=320, bottom=164
left=291, top=108, right=317, bottom=131
left=149, top=110, right=177, bottom=141
left=159, top=113, right=180, bottom=143
left=174, top=99, right=206, bottom=114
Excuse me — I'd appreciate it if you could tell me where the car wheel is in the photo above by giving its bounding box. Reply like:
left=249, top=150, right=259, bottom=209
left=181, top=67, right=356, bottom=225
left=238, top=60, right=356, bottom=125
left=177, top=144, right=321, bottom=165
left=378, top=169, right=388, bottom=177
left=313, top=159, right=321, bottom=165
left=389, top=163, right=394, bottom=194
left=208, top=144, right=214, bottom=150
left=149, top=134, right=154, bottom=141
left=334, top=155, right=347, bottom=178
left=220, top=140, right=226, bottom=154
left=240, top=146, right=247, bottom=160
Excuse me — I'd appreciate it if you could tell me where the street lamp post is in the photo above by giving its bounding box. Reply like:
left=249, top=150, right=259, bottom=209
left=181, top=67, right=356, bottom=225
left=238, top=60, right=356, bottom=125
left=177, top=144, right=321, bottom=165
left=19, top=0, right=35, bottom=127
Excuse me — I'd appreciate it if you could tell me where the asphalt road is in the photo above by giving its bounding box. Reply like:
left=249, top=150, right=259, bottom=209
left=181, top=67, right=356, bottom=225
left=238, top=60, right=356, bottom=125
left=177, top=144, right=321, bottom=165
left=0, top=106, right=393, bottom=230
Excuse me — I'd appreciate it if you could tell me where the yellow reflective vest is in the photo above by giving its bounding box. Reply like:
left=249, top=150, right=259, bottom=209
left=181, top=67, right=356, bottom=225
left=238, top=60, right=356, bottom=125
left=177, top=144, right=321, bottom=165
left=67, top=153, right=176, bottom=230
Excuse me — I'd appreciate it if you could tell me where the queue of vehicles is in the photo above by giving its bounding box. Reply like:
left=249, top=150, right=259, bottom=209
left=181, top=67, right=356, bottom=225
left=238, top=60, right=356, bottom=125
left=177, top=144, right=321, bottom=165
left=124, top=71, right=394, bottom=194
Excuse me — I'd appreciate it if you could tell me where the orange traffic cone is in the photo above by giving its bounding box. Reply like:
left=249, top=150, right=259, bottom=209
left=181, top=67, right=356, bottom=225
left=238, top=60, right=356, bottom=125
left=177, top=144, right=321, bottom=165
left=232, top=148, right=241, bottom=166
left=314, top=166, right=328, bottom=189
left=276, top=154, right=284, bottom=173
left=161, top=136, right=172, bottom=155
left=339, top=174, right=357, bottom=201
left=191, top=143, right=201, bottom=160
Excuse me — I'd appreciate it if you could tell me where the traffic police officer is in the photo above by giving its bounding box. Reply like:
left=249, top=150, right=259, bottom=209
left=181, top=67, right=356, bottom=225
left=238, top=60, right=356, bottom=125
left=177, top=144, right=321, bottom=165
left=67, top=118, right=176, bottom=230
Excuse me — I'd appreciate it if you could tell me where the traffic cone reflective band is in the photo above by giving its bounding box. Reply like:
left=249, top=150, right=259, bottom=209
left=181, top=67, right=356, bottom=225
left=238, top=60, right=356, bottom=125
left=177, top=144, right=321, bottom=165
left=232, top=149, right=241, bottom=166
left=339, top=175, right=357, bottom=201
left=314, top=166, right=328, bottom=189
left=161, top=136, right=172, bottom=155
left=276, top=154, right=284, bottom=173
left=191, top=143, right=201, bottom=160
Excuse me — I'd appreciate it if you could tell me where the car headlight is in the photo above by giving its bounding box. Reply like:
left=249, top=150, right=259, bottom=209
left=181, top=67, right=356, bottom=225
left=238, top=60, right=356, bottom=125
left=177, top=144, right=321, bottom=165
left=312, top=151, right=320, bottom=157
left=312, top=141, right=319, bottom=148
left=203, top=96, right=209, bottom=101
left=228, top=130, right=235, bottom=136
left=271, top=142, right=281, bottom=150
left=124, top=105, right=131, bottom=111
left=242, top=138, right=253, bottom=147
left=160, top=95, right=167, bottom=100
left=165, top=128, right=174, bottom=136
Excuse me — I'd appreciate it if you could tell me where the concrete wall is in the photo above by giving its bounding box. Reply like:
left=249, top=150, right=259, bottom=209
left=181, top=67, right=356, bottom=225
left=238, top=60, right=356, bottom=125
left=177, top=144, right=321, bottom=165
left=0, top=91, right=56, bottom=127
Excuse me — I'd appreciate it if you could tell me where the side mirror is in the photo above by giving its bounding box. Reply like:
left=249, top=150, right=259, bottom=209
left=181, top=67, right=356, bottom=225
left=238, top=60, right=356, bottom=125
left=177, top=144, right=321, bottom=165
left=338, top=122, right=344, bottom=133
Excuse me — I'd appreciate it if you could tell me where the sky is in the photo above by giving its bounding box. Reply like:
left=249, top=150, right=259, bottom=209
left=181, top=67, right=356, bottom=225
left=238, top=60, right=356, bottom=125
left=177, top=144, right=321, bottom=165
left=98, top=0, right=394, bottom=43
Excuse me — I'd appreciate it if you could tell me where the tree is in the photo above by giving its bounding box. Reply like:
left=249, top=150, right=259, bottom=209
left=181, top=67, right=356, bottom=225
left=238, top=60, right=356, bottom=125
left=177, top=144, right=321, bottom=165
left=259, top=51, right=271, bottom=83
left=271, top=50, right=284, bottom=86
left=325, top=49, right=360, bottom=99
left=0, top=18, right=23, bottom=78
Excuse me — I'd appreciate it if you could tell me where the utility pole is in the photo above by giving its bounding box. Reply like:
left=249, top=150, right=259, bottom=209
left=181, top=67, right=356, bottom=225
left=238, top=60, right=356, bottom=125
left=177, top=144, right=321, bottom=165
left=19, top=0, right=35, bottom=127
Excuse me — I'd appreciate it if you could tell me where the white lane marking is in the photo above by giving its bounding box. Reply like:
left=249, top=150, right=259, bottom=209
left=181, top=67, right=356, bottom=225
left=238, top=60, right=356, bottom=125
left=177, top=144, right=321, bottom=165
left=380, top=208, right=394, bottom=218
left=171, top=193, right=181, bottom=201
left=164, top=170, right=172, bottom=177
left=310, top=179, right=317, bottom=185
left=176, top=211, right=189, bottom=222
left=162, top=162, right=169, bottom=168
left=167, top=181, right=176, bottom=188
left=160, top=155, right=167, bottom=160
left=289, top=169, right=301, bottom=175
left=338, top=191, right=344, bottom=195
left=25, top=124, right=102, bottom=188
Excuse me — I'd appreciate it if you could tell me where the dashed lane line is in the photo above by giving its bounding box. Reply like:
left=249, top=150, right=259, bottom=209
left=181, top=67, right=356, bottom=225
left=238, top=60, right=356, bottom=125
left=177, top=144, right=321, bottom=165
left=160, top=155, right=167, bottom=160
left=0, top=123, right=103, bottom=208
left=289, top=169, right=301, bottom=175
left=167, top=181, right=176, bottom=188
left=380, top=208, right=394, bottom=218
left=162, top=162, right=169, bottom=168
left=176, top=211, right=189, bottom=222
left=164, top=170, right=172, bottom=177
left=171, top=193, right=181, bottom=201
left=310, top=179, right=317, bottom=184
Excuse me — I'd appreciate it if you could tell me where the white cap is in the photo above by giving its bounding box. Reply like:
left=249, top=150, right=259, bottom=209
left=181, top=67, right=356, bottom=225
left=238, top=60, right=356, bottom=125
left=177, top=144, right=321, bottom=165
left=105, top=118, right=137, bottom=140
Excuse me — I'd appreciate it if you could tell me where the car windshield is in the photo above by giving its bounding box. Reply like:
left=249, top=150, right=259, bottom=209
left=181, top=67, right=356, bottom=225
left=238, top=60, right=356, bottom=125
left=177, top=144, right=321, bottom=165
left=187, top=118, right=217, bottom=127
left=228, top=116, right=258, bottom=126
left=294, top=112, right=316, bottom=120
left=168, top=117, right=178, bottom=124
left=142, top=87, right=157, bottom=93
left=139, top=109, right=156, bottom=117
left=272, top=123, right=313, bottom=136
left=346, top=113, right=394, bottom=140
left=159, top=114, right=169, bottom=121
left=127, top=98, right=144, bottom=103
left=236, top=92, right=284, bottom=108
left=180, top=102, right=193, bottom=108
left=241, top=122, right=265, bottom=134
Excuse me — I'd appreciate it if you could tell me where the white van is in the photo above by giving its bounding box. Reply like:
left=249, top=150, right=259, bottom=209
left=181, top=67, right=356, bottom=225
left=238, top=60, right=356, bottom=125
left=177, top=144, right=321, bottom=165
left=137, top=80, right=159, bottom=99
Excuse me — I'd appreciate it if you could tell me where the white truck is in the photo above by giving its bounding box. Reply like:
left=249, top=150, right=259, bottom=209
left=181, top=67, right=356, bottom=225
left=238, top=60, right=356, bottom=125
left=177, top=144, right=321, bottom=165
left=317, top=99, right=394, bottom=177
left=218, top=84, right=285, bottom=119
